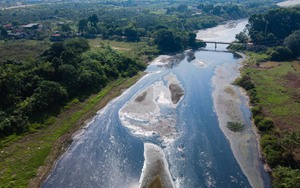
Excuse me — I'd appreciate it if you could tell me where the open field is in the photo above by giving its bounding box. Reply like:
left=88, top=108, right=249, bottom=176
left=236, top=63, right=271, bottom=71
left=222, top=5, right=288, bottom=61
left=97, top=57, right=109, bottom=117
left=247, top=61, right=300, bottom=130
left=0, top=40, right=49, bottom=63
left=0, top=73, right=144, bottom=188
left=88, top=38, right=137, bottom=51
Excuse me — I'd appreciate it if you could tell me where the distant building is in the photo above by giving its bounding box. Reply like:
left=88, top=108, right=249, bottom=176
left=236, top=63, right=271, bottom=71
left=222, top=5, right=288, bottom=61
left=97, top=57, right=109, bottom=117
left=21, top=23, right=39, bottom=30
left=50, top=33, right=62, bottom=41
left=8, top=32, right=25, bottom=39
left=4, top=24, right=13, bottom=30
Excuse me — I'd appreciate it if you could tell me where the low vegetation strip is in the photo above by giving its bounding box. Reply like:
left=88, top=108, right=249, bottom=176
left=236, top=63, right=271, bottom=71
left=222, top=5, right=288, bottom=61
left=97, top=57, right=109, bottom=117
left=0, top=73, right=143, bottom=188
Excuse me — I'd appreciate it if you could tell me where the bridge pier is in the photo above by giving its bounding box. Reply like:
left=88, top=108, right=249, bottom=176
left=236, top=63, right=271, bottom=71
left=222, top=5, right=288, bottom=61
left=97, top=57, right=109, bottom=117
left=215, top=42, right=217, bottom=49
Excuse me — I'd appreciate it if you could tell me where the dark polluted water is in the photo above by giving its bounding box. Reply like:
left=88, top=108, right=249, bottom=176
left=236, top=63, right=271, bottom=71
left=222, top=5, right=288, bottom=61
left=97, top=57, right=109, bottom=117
left=42, top=21, right=270, bottom=188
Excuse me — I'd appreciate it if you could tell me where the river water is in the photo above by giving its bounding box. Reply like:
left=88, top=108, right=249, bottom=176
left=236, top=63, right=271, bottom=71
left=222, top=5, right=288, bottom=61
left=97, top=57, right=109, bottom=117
left=42, top=20, right=270, bottom=188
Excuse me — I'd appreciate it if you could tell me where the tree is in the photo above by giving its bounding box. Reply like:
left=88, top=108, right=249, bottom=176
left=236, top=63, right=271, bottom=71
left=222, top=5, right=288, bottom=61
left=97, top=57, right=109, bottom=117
left=284, top=30, right=300, bottom=57
left=123, top=26, right=138, bottom=41
left=273, top=166, right=300, bottom=188
left=188, top=32, right=198, bottom=49
left=154, top=29, right=182, bottom=53
left=0, top=26, right=8, bottom=39
left=28, top=81, right=68, bottom=114
left=57, top=64, right=78, bottom=91
left=235, top=32, right=248, bottom=43
left=177, top=4, right=188, bottom=13
left=78, top=19, right=88, bottom=33
left=64, top=38, right=90, bottom=54
left=267, top=46, right=293, bottom=61
left=61, top=24, right=71, bottom=33
left=257, top=118, right=274, bottom=132
left=88, top=14, right=99, bottom=28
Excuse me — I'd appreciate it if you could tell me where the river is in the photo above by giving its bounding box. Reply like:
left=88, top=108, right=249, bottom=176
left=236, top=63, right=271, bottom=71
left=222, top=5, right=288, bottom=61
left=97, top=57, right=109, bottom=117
left=42, top=20, right=270, bottom=188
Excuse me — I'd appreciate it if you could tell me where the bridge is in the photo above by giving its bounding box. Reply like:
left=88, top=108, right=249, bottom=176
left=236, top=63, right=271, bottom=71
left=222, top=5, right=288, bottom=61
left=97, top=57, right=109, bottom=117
left=198, top=40, right=251, bottom=49
left=200, top=40, right=237, bottom=48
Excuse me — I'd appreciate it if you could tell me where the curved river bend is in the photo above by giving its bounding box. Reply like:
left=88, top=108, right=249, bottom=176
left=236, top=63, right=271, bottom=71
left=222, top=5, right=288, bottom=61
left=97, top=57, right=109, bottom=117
left=42, top=20, right=270, bottom=188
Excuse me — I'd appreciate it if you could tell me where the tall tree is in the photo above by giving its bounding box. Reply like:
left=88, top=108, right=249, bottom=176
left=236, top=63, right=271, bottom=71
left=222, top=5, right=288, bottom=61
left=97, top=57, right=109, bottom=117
left=78, top=19, right=88, bottom=33
left=284, top=30, right=300, bottom=57
left=88, top=14, right=99, bottom=28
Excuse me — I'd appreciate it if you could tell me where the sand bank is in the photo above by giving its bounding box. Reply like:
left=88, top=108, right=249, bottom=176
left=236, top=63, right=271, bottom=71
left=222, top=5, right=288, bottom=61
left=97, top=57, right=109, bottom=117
left=119, top=73, right=184, bottom=144
left=277, top=0, right=300, bottom=7
left=139, top=143, right=175, bottom=188
left=212, top=60, right=265, bottom=188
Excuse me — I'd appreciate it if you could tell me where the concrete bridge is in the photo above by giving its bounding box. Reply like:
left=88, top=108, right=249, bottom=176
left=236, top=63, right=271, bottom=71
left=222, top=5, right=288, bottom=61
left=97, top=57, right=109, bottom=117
left=200, top=40, right=236, bottom=48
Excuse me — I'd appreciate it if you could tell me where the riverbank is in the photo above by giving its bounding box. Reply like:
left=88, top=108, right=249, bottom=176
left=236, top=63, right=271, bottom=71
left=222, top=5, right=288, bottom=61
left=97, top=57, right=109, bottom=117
left=0, top=73, right=144, bottom=188
left=212, top=54, right=267, bottom=188
left=237, top=55, right=300, bottom=187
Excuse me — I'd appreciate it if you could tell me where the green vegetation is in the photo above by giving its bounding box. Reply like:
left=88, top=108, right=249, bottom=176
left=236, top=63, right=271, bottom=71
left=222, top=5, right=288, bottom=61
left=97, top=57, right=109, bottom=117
left=0, top=37, right=145, bottom=139
left=231, top=7, right=300, bottom=61
left=0, top=0, right=281, bottom=54
left=237, top=57, right=300, bottom=186
left=233, top=7, right=300, bottom=183
left=226, top=121, right=244, bottom=132
left=0, top=40, right=49, bottom=63
left=0, top=74, right=143, bottom=188
left=0, top=0, right=293, bottom=187
left=273, top=166, right=300, bottom=188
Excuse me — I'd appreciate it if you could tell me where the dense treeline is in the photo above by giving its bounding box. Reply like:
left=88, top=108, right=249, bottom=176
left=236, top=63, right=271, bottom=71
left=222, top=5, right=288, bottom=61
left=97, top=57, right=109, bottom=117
left=0, top=38, right=145, bottom=138
left=0, top=1, right=280, bottom=54
left=236, top=7, right=300, bottom=61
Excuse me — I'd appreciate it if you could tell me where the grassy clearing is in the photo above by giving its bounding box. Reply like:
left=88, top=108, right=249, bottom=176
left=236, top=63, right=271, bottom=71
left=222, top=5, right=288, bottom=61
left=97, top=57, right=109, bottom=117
left=0, top=40, right=49, bottom=63
left=292, top=61, right=300, bottom=72
left=246, top=62, right=300, bottom=130
left=88, top=38, right=159, bottom=63
left=0, top=73, right=143, bottom=188
left=88, top=38, right=137, bottom=50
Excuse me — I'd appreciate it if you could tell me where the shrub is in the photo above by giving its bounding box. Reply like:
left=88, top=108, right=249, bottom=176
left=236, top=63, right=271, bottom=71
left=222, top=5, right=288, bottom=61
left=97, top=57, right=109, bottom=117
left=251, top=106, right=262, bottom=116
left=257, top=117, right=274, bottom=132
left=273, top=166, right=300, bottom=188
left=267, top=46, right=293, bottom=61
left=260, top=134, right=284, bottom=166
left=227, top=122, right=244, bottom=132
left=254, top=116, right=263, bottom=125
left=234, top=75, right=254, bottom=91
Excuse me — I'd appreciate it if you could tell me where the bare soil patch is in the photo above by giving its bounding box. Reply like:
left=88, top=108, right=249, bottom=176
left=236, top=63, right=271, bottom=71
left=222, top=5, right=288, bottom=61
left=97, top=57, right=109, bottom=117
left=135, top=91, right=148, bottom=102
left=259, top=61, right=280, bottom=69
left=169, top=84, right=184, bottom=104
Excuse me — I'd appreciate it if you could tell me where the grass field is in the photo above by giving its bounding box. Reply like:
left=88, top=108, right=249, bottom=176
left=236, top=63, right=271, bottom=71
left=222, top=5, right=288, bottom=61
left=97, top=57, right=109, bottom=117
left=0, top=73, right=144, bottom=188
left=247, top=61, right=300, bottom=130
left=88, top=38, right=159, bottom=62
left=0, top=40, right=49, bottom=63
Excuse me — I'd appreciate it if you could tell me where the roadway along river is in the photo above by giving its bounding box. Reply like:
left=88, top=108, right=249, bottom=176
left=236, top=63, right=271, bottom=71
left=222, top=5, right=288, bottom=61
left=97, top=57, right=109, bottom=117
left=42, top=20, right=271, bottom=188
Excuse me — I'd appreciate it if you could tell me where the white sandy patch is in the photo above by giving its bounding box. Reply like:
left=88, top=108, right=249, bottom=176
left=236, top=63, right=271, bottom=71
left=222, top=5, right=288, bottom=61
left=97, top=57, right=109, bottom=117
left=212, top=60, right=265, bottom=188
left=150, top=55, right=173, bottom=65
left=119, top=73, right=184, bottom=144
left=197, top=20, right=248, bottom=43
left=277, top=0, right=300, bottom=7
left=193, top=60, right=207, bottom=68
left=139, top=143, right=175, bottom=188
left=150, top=54, right=185, bottom=69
